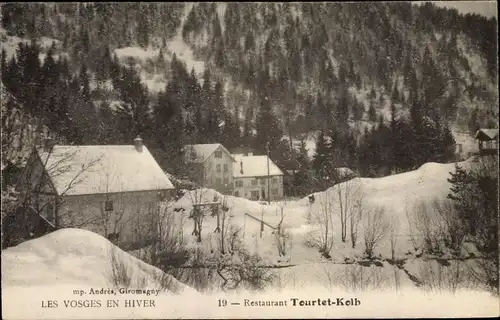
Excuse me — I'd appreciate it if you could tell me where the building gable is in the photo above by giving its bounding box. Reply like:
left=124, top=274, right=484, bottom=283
left=185, top=143, right=236, bottom=164
left=232, top=154, right=284, bottom=178
left=476, top=129, right=499, bottom=141
left=206, top=145, right=235, bottom=164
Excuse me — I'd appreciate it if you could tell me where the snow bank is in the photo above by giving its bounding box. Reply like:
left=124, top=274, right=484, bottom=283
left=1, top=228, right=195, bottom=293
left=296, top=160, right=474, bottom=259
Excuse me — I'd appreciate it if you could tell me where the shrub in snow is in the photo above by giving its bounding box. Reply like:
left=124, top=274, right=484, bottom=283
left=306, top=192, right=335, bottom=259
left=363, top=205, right=389, bottom=259
left=416, top=260, right=473, bottom=293
left=317, top=264, right=392, bottom=292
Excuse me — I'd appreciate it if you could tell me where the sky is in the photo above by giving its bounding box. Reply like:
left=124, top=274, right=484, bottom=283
left=413, top=1, right=498, bottom=19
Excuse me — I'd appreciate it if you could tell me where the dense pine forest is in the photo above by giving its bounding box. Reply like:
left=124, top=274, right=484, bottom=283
left=1, top=2, right=498, bottom=192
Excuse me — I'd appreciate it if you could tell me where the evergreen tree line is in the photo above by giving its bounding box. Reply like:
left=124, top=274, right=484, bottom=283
left=182, top=2, right=496, bottom=122
left=189, top=2, right=496, bottom=141
left=2, top=3, right=496, bottom=144
left=311, top=101, right=456, bottom=184
left=1, top=3, right=184, bottom=74
left=0, top=41, right=291, bottom=178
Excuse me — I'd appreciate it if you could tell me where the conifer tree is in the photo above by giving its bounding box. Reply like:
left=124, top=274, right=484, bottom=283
left=312, top=130, right=330, bottom=179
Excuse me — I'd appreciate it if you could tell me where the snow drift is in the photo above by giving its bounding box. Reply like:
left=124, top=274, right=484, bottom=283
left=1, top=228, right=195, bottom=293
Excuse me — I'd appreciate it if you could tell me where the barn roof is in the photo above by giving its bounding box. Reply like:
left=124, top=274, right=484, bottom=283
left=37, top=145, right=174, bottom=196
left=184, top=144, right=235, bottom=163
left=232, top=154, right=283, bottom=178
left=475, top=129, right=499, bottom=141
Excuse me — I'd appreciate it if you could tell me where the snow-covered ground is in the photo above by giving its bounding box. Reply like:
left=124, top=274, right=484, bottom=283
left=129, top=158, right=482, bottom=293
left=2, top=228, right=194, bottom=292
left=3, top=159, right=499, bottom=319
left=168, top=159, right=475, bottom=266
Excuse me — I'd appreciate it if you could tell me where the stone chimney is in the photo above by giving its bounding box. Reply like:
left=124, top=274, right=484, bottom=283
left=43, top=138, right=56, bottom=153
left=134, top=136, right=143, bottom=152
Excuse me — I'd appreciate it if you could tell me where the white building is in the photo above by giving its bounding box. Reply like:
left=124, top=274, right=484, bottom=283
left=183, top=143, right=236, bottom=195
left=232, top=153, right=284, bottom=201
left=17, top=137, right=175, bottom=248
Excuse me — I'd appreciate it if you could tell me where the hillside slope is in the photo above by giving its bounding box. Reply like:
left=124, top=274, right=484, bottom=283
left=1, top=3, right=497, bottom=184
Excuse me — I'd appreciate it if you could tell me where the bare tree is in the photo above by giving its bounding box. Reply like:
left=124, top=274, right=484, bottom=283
left=363, top=206, right=389, bottom=259
left=307, top=191, right=335, bottom=259
left=349, top=193, right=364, bottom=249
left=405, top=197, right=420, bottom=251
left=4, top=146, right=101, bottom=247
left=215, top=195, right=235, bottom=256
left=432, top=198, right=467, bottom=253
left=393, top=267, right=401, bottom=292
left=184, top=145, right=219, bottom=243
left=317, top=264, right=390, bottom=292
left=414, top=200, right=439, bottom=253
left=417, top=260, right=471, bottom=293
left=149, top=196, right=189, bottom=267
left=389, top=216, right=400, bottom=261
left=336, top=178, right=362, bottom=243
left=274, top=204, right=291, bottom=258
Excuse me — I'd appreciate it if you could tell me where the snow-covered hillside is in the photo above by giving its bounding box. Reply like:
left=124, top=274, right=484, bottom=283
left=142, top=159, right=478, bottom=273
left=113, top=2, right=205, bottom=93
left=1, top=228, right=194, bottom=292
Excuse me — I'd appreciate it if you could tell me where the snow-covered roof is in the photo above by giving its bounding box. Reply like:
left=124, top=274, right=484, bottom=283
left=232, top=154, right=283, bottom=178
left=475, top=128, right=499, bottom=141
left=334, top=167, right=357, bottom=178
left=184, top=144, right=235, bottom=163
left=37, top=145, right=174, bottom=196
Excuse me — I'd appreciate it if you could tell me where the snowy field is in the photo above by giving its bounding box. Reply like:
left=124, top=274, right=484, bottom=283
left=166, top=159, right=475, bottom=265
left=3, top=158, right=498, bottom=319
left=131, top=158, right=486, bottom=293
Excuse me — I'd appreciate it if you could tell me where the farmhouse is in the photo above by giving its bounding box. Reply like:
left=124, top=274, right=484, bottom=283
left=475, top=128, right=498, bottom=156
left=183, top=143, right=236, bottom=195
left=232, top=152, right=284, bottom=201
left=17, top=136, right=174, bottom=248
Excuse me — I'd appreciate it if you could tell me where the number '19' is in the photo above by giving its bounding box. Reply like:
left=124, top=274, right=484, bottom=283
left=218, top=299, right=227, bottom=307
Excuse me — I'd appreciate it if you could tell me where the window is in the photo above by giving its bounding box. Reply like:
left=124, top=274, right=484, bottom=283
left=214, top=151, right=222, bottom=158
left=250, top=191, right=260, bottom=199
left=251, top=179, right=258, bottom=186
left=272, top=188, right=279, bottom=196
left=272, top=177, right=277, bottom=184
left=235, top=180, right=243, bottom=188
left=105, top=200, right=113, bottom=212
left=223, top=163, right=228, bottom=172
left=216, top=178, right=222, bottom=185
left=216, top=164, right=221, bottom=173
left=234, top=191, right=239, bottom=197
left=260, top=178, right=266, bottom=185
